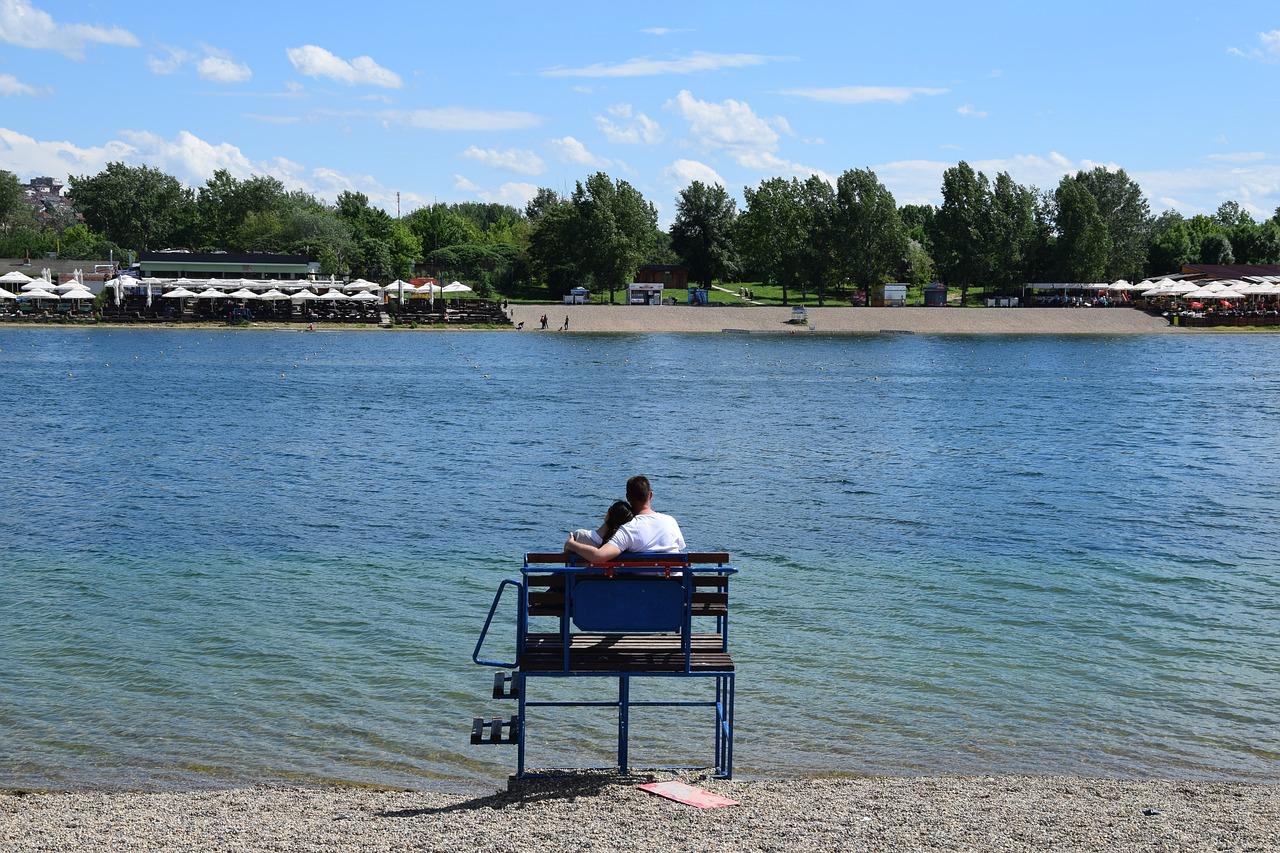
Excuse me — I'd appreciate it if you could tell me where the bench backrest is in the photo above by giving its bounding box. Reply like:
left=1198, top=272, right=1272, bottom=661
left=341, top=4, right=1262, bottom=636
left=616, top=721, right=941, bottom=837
left=571, top=577, right=684, bottom=632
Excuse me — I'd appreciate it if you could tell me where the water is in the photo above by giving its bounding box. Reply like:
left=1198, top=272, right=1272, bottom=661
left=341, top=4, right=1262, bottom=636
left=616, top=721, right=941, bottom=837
left=1, top=327, right=1278, bottom=789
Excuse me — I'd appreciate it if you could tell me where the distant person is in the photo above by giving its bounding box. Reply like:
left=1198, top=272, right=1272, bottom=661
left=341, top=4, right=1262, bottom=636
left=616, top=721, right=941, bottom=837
left=540, top=314, right=548, bottom=330
left=562, top=315, right=569, bottom=331
left=569, top=500, right=635, bottom=548
left=564, top=475, right=686, bottom=561
left=516, top=321, right=524, bottom=330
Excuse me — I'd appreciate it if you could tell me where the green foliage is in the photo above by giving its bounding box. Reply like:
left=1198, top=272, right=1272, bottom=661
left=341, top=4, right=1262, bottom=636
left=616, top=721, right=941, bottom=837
left=670, top=180, right=739, bottom=288
left=739, top=177, right=805, bottom=305
left=1072, top=166, right=1150, bottom=280
left=833, top=168, right=905, bottom=302
left=931, top=161, right=991, bottom=301
left=68, top=162, right=195, bottom=250
left=985, top=172, right=1037, bottom=294
left=1054, top=176, right=1111, bottom=281
left=899, top=203, right=935, bottom=251
left=0, top=170, right=25, bottom=229
left=795, top=175, right=838, bottom=304
left=1147, top=211, right=1195, bottom=274
left=902, top=239, right=935, bottom=287
left=570, top=173, right=660, bottom=302
left=56, top=223, right=124, bottom=260
left=1199, top=233, right=1234, bottom=265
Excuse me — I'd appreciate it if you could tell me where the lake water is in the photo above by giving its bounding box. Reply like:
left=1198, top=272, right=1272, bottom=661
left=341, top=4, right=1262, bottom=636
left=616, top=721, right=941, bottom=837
left=2, top=327, right=1278, bottom=790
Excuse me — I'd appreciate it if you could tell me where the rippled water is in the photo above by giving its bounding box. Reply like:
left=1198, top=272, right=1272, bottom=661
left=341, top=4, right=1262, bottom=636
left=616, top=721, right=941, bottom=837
left=1, top=327, right=1278, bottom=789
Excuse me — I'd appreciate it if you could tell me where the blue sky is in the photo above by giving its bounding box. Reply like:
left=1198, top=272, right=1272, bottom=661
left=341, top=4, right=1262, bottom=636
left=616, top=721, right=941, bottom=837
left=2, top=0, right=1279, bottom=224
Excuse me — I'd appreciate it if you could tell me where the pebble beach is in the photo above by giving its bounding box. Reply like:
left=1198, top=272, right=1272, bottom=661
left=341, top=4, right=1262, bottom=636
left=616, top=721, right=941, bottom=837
left=4, top=774, right=1277, bottom=852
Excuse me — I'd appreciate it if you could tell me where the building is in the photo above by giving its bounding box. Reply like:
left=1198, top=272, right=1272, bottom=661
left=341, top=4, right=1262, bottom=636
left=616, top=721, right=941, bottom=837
left=635, top=263, right=689, bottom=290
left=137, top=251, right=319, bottom=280
left=0, top=257, right=116, bottom=290
left=20, top=176, right=78, bottom=225
left=1179, top=263, right=1280, bottom=280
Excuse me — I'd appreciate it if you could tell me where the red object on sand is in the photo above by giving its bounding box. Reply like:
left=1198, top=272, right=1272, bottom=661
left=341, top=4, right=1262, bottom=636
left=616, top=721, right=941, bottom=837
left=638, top=781, right=739, bottom=809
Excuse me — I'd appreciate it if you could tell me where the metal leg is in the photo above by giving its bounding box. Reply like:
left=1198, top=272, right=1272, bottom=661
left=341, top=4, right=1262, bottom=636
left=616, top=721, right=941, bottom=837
left=516, top=673, right=527, bottom=778
left=714, top=676, right=723, bottom=775
left=726, top=674, right=735, bottom=779
left=618, top=675, right=630, bottom=775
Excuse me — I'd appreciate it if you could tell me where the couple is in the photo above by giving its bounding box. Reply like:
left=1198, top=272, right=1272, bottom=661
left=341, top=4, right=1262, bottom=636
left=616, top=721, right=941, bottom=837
left=565, top=475, right=685, bottom=561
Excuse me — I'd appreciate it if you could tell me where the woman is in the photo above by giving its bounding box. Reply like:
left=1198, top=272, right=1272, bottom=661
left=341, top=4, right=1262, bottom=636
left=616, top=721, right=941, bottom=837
left=569, top=500, right=634, bottom=548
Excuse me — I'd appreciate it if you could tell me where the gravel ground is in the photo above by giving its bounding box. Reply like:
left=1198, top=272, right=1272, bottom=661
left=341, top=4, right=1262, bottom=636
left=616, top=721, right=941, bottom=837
left=508, top=305, right=1175, bottom=334
left=3, top=774, right=1277, bottom=852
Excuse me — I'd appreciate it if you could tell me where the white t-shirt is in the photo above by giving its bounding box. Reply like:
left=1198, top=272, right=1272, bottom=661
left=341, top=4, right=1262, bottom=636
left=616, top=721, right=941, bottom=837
left=570, top=528, right=603, bottom=546
left=607, top=511, right=687, bottom=554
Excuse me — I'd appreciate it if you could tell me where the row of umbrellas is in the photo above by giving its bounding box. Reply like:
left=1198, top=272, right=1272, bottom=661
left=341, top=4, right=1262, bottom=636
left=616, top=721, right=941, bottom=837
left=1110, top=277, right=1280, bottom=299
left=0, top=270, right=95, bottom=301
left=157, top=286, right=381, bottom=302
left=111, top=274, right=473, bottom=296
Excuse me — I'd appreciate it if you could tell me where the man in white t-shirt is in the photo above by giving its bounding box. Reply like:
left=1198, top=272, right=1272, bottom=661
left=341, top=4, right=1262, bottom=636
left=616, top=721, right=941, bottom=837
left=564, top=475, right=686, bottom=561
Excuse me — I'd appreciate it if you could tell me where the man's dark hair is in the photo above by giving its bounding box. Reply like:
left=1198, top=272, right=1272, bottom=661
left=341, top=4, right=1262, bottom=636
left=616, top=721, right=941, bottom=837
left=625, top=475, right=652, bottom=511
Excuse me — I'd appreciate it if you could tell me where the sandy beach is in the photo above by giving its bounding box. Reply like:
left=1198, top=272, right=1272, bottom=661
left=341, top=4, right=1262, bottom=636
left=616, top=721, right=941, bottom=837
left=3, top=774, right=1276, bottom=852
left=510, top=305, right=1175, bottom=334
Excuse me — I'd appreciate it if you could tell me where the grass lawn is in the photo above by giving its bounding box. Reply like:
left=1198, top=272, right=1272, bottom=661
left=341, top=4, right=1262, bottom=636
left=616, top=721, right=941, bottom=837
left=499, top=281, right=1008, bottom=307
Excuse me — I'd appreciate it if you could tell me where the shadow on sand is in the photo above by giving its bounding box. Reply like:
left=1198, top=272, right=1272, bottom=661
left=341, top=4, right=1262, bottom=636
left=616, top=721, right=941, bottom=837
left=376, top=771, right=658, bottom=818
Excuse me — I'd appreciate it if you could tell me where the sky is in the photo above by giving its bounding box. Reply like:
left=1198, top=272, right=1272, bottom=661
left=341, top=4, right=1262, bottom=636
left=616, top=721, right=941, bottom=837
left=1, top=0, right=1279, bottom=226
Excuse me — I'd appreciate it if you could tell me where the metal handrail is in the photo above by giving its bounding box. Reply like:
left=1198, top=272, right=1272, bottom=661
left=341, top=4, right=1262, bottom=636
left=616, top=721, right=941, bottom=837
left=472, top=578, right=523, bottom=668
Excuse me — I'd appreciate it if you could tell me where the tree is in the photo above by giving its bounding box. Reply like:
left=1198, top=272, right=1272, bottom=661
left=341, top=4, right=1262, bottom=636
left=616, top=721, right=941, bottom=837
left=985, top=172, right=1037, bottom=294
left=1074, top=166, right=1150, bottom=280
left=832, top=168, right=905, bottom=304
left=195, top=170, right=287, bottom=249
left=901, top=240, right=935, bottom=288
left=931, top=162, right=991, bottom=304
left=669, top=180, right=738, bottom=288
left=739, top=177, right=804, bottom=305
left=1213, top=200, right=1253, bottom=230
left=0, top=170, right=23, bottom=229
left=569, top=173, right=659, bottom=303
left=1054, top=177, right=1110, bottom=282
left=1199, top=233, right=1234, bottom=265
left=795, top=175, right=838, bottom=305
left=68, top=162, right=195, bottom=251
left=526, top=191, right=582, bottom=294
left=899, top=203, right=936, bottom=250
left=1147, top=211, right=1194, bottom=274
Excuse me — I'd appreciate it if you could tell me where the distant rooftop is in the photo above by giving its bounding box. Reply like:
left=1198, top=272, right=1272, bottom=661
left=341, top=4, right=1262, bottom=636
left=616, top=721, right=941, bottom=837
left=139, top=251, right=312, bottom=265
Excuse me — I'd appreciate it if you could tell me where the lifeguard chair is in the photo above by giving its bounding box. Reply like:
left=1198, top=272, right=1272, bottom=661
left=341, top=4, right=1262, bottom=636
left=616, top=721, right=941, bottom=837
left=471, top=552, right=737, bottom=779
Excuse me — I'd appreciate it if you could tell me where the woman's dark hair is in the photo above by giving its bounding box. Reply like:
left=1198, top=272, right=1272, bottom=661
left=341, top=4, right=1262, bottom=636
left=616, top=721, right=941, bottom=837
left=600, top=500, right=634, bottom=544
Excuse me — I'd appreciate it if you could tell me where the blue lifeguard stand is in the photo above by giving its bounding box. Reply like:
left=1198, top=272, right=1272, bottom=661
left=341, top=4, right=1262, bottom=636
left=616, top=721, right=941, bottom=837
left=471, top=552, right=737, bottom=779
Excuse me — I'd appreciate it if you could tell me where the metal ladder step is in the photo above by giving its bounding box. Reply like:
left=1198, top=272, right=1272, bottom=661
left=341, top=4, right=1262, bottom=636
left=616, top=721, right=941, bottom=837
left=492, top=672, right=520, bottom=699
left=470, top=715, right=519, bottom=745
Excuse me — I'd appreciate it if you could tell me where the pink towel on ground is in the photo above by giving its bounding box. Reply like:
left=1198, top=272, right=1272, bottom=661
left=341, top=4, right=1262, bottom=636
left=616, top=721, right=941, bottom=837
left=638, top=781, right=739, bottom=809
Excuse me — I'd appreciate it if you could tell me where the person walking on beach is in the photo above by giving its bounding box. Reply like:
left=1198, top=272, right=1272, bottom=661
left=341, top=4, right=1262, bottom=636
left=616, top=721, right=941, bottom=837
left=564, top=475, right=685, bottom=561
left=561, top=315, right=569, bottom=331
left=540, top=314, right=548, bottom=330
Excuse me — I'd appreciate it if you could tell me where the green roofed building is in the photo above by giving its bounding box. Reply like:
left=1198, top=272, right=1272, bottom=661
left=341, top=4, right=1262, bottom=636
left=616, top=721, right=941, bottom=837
left=137, top=251, right=319, bottom=280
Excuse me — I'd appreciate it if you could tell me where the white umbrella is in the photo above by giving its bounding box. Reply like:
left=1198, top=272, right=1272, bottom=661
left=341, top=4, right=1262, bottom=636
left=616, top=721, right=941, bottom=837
left=382, top=279, right=410, bottom=292
left=19, top=288, right=58, bottom=300
left=1108, top=279, right=1130, bottom=291
left=1141, top=285, right=1170, bottom=297
left=1213, top=287, right=1248, bottom=299
left=443, top=281, right=472, bottom=293
left=227, top=288, right=260, bottom=300
left=0, top=270, right=32, bottom=285
left=53, top=280, right=85, bottom=294
left=162, top=287, right=198, bottom=298
left=284, top=280, right=315, bottom=291
left=195, top=288, right=227, bottom=299
left=345, top=278, right=379, bottom=292
left=20, top=279, right=52, bottom=292
left=258, top=289, right=290, bottom=301
left=349, top=290, right=380, bottom=302
left=0, top=287, right=18, bottom=299
left=320, top=289, right=349, bottom=300
left=416, top=282, right=442, bottom=295
left=1165, top=281, right=1200, bottom=295
left=60, top=288, right=95, bottom=301
left=291, top=289, right=322, bottom=301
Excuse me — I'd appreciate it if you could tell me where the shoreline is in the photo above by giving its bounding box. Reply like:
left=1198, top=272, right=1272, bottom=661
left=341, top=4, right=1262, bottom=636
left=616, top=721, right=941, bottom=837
left=4, top=773, right=1276, bottom=851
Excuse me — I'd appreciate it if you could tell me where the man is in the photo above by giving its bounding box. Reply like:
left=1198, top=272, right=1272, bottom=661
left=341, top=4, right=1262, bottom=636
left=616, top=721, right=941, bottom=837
left=564, top=475, right=685, bottom=562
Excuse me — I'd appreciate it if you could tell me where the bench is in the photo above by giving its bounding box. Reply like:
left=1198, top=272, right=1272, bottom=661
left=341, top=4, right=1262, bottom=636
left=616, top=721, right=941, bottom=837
left=471, top=551, right=737, bottom=779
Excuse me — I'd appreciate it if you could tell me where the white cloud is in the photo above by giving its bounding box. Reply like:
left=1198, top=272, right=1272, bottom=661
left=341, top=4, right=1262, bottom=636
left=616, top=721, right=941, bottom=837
left=663, top=158, right=725, bottom=188
left=781, top=85, right=948, bottom=104
left=666, top=89, right=827, bottom=181
left=595, top=103, right=664, bottom=144
left=0, top=0, right=137, bottom=59
left=286, top=45, right=402, bottom=88
left=957, top=104, right=987, bottom=119
left=1206, top=151, right=1267, bottom=163
left=147, top=45, right=191, bottom=75
left=548, top=135, right=611, bottom=167
left=197, top=53, right=252, bottom=83
left=666, top=89, right=785, bottom=155
left=0, top=125, right=423, bottom=212
left=453, top=174, right=539, bottom=207
left=1228, top=29, right=1280, bottom=62
left=461, top=145, right=546, bottom=175
left=542, top=51, right=776, bottom=78
left=640, top=26, right=691, bottom=36
left=380, top=107, right=542, bottom=131
left=0, top=71, right=38, bottom=96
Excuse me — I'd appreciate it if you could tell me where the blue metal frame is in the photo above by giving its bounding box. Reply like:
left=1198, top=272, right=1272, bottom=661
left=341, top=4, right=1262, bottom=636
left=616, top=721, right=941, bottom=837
left=472, top=553, right=738, bottom=779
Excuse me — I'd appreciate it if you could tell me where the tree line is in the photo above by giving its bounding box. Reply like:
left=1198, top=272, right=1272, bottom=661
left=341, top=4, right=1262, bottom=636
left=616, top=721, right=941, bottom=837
left=2, top=161, right=1278, bottom=303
